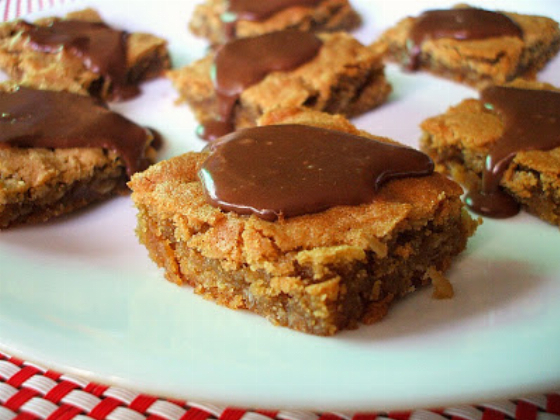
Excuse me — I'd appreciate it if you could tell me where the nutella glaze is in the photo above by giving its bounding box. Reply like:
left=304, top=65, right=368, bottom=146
left=199, top=124, right=434, bottom=221
left=17, top=19, right=135, bottom=100
left=198, top=30, right=322, bottom=141
left=407, top=8, right=522, bottom=70
left=0, top=87, right=153, bottom=176
left=222, top=0, right=323, bottom=40
left=465, top=86, right=560, bottom=218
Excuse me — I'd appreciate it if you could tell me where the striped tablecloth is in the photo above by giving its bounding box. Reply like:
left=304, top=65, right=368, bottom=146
left=0, top=352, right=558, bottom=420
left=1, top=0, right=559, bottom=419
left=2, top=0, right=71, bottom=21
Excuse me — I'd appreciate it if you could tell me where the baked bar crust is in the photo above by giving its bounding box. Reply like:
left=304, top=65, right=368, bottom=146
left=0, top=8, right=170, bottom=100
left=168, top=32, right=391, bottom=131
left=129, top=107, right=478, bottom=336
left=420, top=79, right=560, bottom=227
left=0, top=83, right=157, bottom=229
left=377, top=5, right=560, bottom=88
left=189, top=0, right=361, bottom=44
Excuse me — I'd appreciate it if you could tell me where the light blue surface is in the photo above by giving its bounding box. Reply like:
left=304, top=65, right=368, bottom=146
left=1, top=0, right=560, bottom=412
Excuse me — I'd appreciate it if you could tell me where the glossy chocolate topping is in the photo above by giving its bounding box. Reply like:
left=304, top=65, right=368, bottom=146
left=465, top=86, right=560, bottom=218
left=199, top=30, right=322, bottom=141
left=0, top=87, right=152, bottom=176
left=222, top=0, right=323, bottom=40
left=408, top=8, right=522, bottom=70
left=19, top=19, right=135, bottom=100
left=199, top=124, right=434, bottom=220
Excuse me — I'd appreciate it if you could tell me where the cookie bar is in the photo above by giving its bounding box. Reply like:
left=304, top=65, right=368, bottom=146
left=168, top=31, right=391, bottom=138
left=189, top=0, right=360, bottom=44
left=0, top=8, right=170, bottom=101
left=420, top=80, right=560, bottom=226
left=377, top=5, right=560, bottom=88
left=0, top=84, right=158, bottom=229
left=129, top=107, right=477, bottom=336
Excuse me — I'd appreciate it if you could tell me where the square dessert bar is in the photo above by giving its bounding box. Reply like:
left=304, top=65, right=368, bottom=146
left=129, top=107, right=478, bottom=336
left=189, top=0, right=360, bottom=44
left=168, top=32, right=391, bottom=132
left=420, top=80, right=560, bottom=227
left=0, top=8, right=170, bottom=100
left=378, top=5, right=560, bottom=88
left=0, top=83, right=158, bottom=229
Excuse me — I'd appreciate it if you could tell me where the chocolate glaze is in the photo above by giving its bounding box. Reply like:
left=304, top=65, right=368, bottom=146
left=199, top=124, right=434, bottom=220
left=199, top=30, right=322, bottom=141
left=223, top=0, right=323, bottom=40
left=0, top=87, right=152, bottom=176
left=408, top=8, right=522, bottom=70
left=465, top=86, right=560, bottom=218
left=18, top=19, right=136, bottom=100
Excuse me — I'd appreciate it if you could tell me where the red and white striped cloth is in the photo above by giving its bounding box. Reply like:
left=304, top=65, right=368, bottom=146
left=1, top=0, right=77, bottom=21
left=1, top=0, right=560, bottom=419
left=1, top=352, right=559, bottom=420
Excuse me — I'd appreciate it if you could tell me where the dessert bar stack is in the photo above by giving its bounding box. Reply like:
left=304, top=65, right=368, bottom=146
left=169, top=0, right=392, bottom=141
left=378, top=5, right=560, bottom=226
left=0, top=9, right=171, bottom=228
left=2, top=0, right=560, bottom=335
left=134, top=0, right=482, bottom=335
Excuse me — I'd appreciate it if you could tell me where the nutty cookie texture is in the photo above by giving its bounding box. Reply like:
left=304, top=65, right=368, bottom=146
left=168, top=30, right=391, bottom=139
left=377, top=5, right=560, bottom=88
left=129, top=108, right=478, bottom=336
left=421, top=79, right=560, bottom=227
left=0, top=83, right=158, bottom=229
left=0, top=8, right=170, bottom=100
left=189, top=0, right=361, bottom=44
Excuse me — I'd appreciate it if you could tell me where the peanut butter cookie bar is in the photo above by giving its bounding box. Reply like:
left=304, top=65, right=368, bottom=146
left=129, top=108, right=477, bottom=335
left=168, top=30, right=391, bottom=140
left=0, top=83, right=158, bottom=228
left=0, top=8, right=170, bottom=100
left=421, top=80, right=560, bottom=226
left=377, top=5, right=560, bottom=88
left=189, top=0, right=360, bottom=44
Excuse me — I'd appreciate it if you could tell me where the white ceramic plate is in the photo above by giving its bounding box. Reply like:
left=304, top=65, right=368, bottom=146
left=1, top=0, right=559, bottom=412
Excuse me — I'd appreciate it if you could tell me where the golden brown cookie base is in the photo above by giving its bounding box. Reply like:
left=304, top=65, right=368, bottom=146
left=420, top=80, right=560, bottom=227
left=189, top=0, right=361, bottom=45
left=129, top=108, right=478, bottom=335
left=135, top=197, right=473, bottom=335
left=168, top=32, right=391, bottom=131
left=0, top=147, right=130, bottom=228
left=0, top=8, right=170, bottom=100
left=0, top=80, right=158, bottom=229
left=378, top=7, right=560, bottom=88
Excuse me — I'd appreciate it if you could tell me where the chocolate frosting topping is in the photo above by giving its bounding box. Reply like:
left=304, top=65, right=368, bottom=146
left=18, top=19, right=136, bottom=100
left=465, top=86, right=560, bottom=218
left=0, top=87, right=152, bottom=176
left=408, top=8, right=522, bottom=70
left=199, top=124, right=434, bottom=220
left=199, top=30, right=322, bottom=141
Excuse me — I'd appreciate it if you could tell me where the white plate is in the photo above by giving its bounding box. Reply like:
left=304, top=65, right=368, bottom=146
left=1, top=0, right=560, bottom=412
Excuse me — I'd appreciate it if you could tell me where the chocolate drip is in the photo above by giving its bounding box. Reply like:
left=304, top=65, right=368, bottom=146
left=408, top=8, right=522, bottom=70
left=465, top=86, right=560, bottom=218
left=199, top=30, right=322, bottom=141
left=0, top=87, right=152, bottom=176
left=199, top=124, right=434, bottom=220
left=222, top=0, right=323, bottom=40
left=19, top=19, right=136, bottom=100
